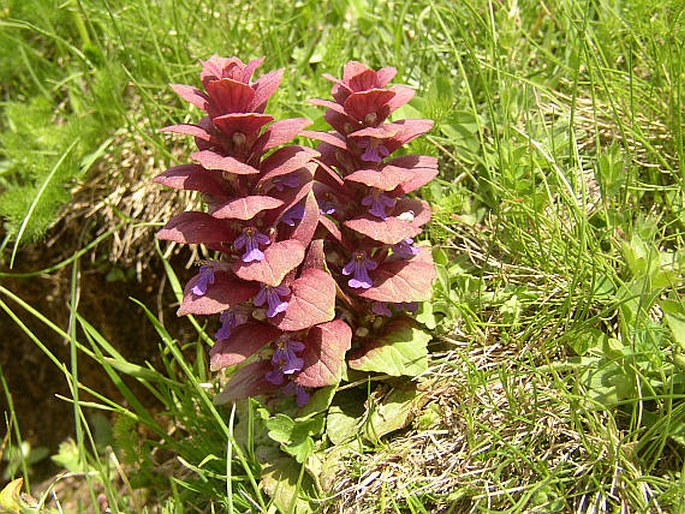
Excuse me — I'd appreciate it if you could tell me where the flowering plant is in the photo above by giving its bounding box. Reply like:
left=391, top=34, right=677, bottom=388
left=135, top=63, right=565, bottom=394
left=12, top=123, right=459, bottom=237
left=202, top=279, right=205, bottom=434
left=156, top=57, right=436, bottom=407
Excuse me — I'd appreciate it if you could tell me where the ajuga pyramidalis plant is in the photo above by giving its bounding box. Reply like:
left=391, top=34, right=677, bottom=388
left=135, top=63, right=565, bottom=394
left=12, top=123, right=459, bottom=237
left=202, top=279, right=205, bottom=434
left=156, top=57, right=436, bottom=407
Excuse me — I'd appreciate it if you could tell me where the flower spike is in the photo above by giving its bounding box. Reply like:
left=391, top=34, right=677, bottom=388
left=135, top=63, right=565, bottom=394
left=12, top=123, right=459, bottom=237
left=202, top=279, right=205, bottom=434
left=158, top=56, right=435, bottom=408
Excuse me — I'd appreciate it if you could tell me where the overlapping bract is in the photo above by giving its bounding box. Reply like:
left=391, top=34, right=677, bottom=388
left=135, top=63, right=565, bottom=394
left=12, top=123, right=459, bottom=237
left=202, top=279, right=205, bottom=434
left=156, top=57, right=436, bottom=406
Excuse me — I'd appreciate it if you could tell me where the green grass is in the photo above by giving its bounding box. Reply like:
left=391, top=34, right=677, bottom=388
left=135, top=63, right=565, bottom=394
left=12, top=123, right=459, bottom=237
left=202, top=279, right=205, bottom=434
left=1, top=0, right=685, bottom=512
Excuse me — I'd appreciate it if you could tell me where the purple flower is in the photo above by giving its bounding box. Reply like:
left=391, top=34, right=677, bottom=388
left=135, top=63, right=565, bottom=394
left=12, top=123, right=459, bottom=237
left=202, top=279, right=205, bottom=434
left=284, top=382, right=311, bottom=407
left=254, top=283, right=290, bottom=317
left=361, top=189, right=396, bottom=219
left=392, top=238, right=420, bottom=258
left=342, top=251, right=377, bottom=289
left=357, top=137, right=389, bottom=163
left=216, top=308, right=249, bottom=340
left=266, top=337, right=304, bottom=385
left=265, top=367, right=285, bottom=385
left=274, top=338, right=305, bottom=374
left=271, top=173, right=301, bottom=192
left=234, top=226, right=271, bottom=263
left=318, top=192, right=336, bottom=214
left=281, top=202, right=305, bottom=227
left=191, top=264, right=215, bottom=296
left=371, top=301, right=393, bottom=317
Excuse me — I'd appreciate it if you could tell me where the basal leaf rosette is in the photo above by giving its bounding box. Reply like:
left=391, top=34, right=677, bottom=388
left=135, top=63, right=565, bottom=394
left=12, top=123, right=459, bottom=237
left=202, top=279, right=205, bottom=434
left=306, top=61, right=438, bottom=378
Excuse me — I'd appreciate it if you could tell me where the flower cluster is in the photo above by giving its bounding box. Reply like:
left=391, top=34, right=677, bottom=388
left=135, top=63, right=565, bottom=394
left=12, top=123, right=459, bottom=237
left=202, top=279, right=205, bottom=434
left=155, top=56, right=350, bottom=406
left=156, top=57, right=436, bottom=407
left=304, top=61, right=437, bottom=357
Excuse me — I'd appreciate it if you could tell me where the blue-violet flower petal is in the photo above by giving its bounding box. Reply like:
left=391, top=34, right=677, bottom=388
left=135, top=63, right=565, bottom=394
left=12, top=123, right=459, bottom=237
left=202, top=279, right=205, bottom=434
left=342, top=251, right=377, bottom=289
left=254, top=283, right=290, bottom=317
left=271, top=173, right=301, bottom=192
left=284, top=382, right=310, bottom=407
left=272, top=337, right=305, bottom=375
left=361, top=189, right=396, bottom=219
left=234, top=226, right=271, bottom=263
left=216, top=308, right=249, bottom=340
left=357, top=137, right=389, bottom=163
left=372, top=301, right=393, bottom=317
left=191, top=264, right=215, bottom=296
left=392, top=237, right=420, bottom=258
left=281, top=202, right=305, bottom=227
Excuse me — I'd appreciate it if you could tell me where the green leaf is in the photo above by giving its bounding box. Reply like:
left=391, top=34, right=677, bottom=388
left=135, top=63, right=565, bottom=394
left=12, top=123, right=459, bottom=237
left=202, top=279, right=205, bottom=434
left=581, top=360, right=635, bottom=407
left=266, top=414, right=296, bottom=444
left=569, top=328, right=607, bottom=356
left=435, top=263, right=451, bottom=294
left=622, top=235, right=649, bottom=277
left=622, top=236, right=676, bottom=293
left=661, top=299, right=685, bottom=352
left=264, top=413, right=324, bottom=463
left=364, top=385, right=421, bottom=443
left=415, top=301, right=437, bottom=330
left=284, top=436, right=315, bottom=463
left=439, top=111, right=481, bottom=153
left=674, top=353, right=685, bottom=373
left=348, top=318, right=430, bottom=376
left=259, top=448, right=315, bottom=513
left=297, top=386, right=337, bottom=420
left=416, top=403, right=442, bottom=430
left=51, top=439, right=84, bottom=473
left=432, top=246, right=449, bottom=266
left=326, top=390, right=366, bottom=446
left=666, top=419, right=685, bottom=447
left=592, top=273, right=615, bottom=299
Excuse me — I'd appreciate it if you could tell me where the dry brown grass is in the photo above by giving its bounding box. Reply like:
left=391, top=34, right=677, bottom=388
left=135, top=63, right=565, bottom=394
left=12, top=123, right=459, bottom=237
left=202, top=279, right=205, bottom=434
left=56, top=100, right=201, bottom=274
